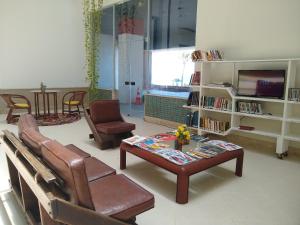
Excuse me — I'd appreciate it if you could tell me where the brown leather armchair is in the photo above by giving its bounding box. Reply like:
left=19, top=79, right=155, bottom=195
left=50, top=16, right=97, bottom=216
left=0, top=94, right=31, bottom=123
left=85, top=100, right=135, bottom=150
left=62, top=91, right=86, bottom=115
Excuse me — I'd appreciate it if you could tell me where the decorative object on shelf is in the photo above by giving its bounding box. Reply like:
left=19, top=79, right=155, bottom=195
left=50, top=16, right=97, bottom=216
left=40, top=82, right=46, bottom=93
left=191, top=49, right=223, bottom=62
left=288, top=88, right=300, bottom=101
left=237, top=101, right=263, bottom=114
left=175, top=125, right=191, bottom=150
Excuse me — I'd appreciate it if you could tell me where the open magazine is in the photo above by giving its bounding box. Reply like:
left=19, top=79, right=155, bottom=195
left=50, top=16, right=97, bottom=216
left=205, top=140, right=242, bottom=151
left=153, top=148, right=195, bottom=165
left=122, top=135, right=147, bottom=145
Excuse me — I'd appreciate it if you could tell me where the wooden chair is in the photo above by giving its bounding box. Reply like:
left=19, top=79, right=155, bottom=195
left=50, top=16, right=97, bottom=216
left=62, top=91, right=86, bottom=115
left=0, top=94, right=31, bottom=123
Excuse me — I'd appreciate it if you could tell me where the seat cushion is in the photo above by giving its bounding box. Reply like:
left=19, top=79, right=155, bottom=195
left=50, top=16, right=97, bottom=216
left=14, top=103, right=29, bottom=108
left=65, top=144, right=91, bottom=158
left=21, top=128, right=50, bottom=156
left=95, top=121, right=135, bottom=135
left=89, top=174, right=154, bottom=220
left=84, top=157, right=116, bottom=182
left=64, top=100, right=80, bottom=105
left=90, top=100, right=122, bottom=124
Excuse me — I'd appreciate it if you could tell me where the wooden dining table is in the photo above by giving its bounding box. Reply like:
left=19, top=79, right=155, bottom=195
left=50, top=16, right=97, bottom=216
left=31, top=90, right=59, bottom=118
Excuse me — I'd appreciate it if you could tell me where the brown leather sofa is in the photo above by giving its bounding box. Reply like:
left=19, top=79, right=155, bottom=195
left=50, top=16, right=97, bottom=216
left=16, top=114, right=154, bottom=224
left=85, top=100, right=135, bottom=150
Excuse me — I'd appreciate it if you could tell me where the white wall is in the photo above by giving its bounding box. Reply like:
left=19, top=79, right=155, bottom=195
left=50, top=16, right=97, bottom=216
left=0, top=0, right=87, bottom=89
left=196, top=0, right=300, bottom=59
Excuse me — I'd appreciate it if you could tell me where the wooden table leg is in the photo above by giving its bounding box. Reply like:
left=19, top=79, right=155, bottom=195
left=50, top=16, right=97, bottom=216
left=176, top=173, right=189, bottom=204
left=37, top=94, right=40, bottom=117
left=47, top=93, right=50, bottom=116
left=120, top=147, right=127, bottom=170
left=34, top=93, right=38, bottom=117
left=235, top=151, right=244, bottom=177
left=54, top=93, right=58, bottom=116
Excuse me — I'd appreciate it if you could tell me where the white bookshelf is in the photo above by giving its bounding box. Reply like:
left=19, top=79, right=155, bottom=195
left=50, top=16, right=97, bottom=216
left=184, top=58, right=300, bottom=158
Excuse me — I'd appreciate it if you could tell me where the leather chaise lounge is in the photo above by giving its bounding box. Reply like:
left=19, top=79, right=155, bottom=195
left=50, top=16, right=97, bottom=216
left=9, top=114, right=155, bottom=225
left=85, top=100, right=135, bottom=150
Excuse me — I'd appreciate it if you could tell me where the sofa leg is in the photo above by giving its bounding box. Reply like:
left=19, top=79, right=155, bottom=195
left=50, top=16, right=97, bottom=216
left=126, top=217, right=137, bottom=225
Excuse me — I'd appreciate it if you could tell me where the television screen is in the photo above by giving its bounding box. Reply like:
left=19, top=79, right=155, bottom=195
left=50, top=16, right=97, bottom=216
left=237, top=70, right=285, bottom=99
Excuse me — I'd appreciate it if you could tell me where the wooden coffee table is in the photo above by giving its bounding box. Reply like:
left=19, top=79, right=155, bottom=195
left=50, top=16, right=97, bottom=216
left=120, top=141, right=244, bottom=204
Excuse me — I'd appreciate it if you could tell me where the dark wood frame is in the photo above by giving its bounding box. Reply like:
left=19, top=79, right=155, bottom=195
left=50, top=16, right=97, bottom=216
left=62, top=91, right=86, bottom=115
left=1, top=130, right=128, bottom=225
left=120, top=142, right=244, bottom=204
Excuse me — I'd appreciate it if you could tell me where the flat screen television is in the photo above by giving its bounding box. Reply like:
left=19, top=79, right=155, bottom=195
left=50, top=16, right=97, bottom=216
left=237, top=70, right=285, bottom=99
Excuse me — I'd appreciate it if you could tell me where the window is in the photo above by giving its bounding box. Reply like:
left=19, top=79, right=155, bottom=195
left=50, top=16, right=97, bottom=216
left=151, top=47, right=194, bottom=87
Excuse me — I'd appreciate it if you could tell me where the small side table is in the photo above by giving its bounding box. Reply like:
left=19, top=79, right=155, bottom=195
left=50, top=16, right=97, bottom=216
left=31, top=90, right=59, bottom=117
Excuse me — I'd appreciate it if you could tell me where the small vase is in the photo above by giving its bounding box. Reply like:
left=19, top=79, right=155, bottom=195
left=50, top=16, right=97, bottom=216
left=175, top=140, right=183, bottom=151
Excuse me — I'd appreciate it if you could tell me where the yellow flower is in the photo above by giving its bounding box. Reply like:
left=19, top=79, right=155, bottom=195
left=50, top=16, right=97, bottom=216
left=178, top=126, right=184, bottom=132
left=186, top=135, right=191, bottom=140
left=175, top=132, right=179, bottom=137
left=183, top=131, right=189, bottom=136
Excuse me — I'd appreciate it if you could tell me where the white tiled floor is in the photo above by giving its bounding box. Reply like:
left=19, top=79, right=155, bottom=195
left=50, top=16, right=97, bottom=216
left=0, top=114, right=300, bottom=225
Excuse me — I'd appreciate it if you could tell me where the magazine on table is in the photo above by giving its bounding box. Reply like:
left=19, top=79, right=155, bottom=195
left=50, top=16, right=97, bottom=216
left=153, top=148, right=196, bottom=165
left=152, top=133, right=177, bottom=141
left=122, top=135, right=147, bottom=145
left=205, top=140, right=242, bottom=151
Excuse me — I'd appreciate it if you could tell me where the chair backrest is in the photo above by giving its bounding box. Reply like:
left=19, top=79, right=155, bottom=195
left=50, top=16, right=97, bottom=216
left=90, top=100, right=122, bottom=124
left=70, top=91, right=86, bottom=103
left=0, top=94, right=14, bottom=107
left=41, top=140, right=94, bottom=210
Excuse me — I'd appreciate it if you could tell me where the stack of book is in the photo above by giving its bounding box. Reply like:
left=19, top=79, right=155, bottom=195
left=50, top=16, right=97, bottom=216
left=288, top=88, right=300, bottom=101
left=237, top=101, right=263, bottom=114
left=200, top=117, right=230, bottom=133
left=189, top=72, right=201, bottom=85
left=201, top=96, right=232, bottom=111
left=187, top=92, right=200, bottom=106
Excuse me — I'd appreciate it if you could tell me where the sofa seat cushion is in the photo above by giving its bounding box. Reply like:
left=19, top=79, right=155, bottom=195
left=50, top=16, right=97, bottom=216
left=89, top=174, right=154, bottom=220
left=84, top=157, right=116, bottom=182
left=95, top=121, right=135, bottom=135
left=65, top=144, right=91, bottom=158
left=21, top=128, right=50, bottom=156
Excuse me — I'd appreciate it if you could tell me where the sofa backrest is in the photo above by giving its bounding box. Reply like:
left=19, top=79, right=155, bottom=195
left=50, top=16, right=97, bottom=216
left=90, top=100, right=122, bottom=124
left=18, top=114, right=39, bottom=137
left=21, top=128, right=51, bottom=156
left=41, top=140, right=94, bottom=210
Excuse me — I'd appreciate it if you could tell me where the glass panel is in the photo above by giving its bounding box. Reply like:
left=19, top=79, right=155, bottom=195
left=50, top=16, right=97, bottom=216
left=150, top=0, right=197, bottom=49
left=98, top=7, right=114, bottom=90
left=115, top=0, right=148, bottom=117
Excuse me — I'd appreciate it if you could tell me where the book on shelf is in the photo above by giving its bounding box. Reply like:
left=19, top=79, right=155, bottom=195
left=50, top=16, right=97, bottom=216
left=187, top=92, right=199, bottom=106
left=237, top=101, right=263, bottom=114
left=200, top=117, right=230, bottom=133
left=191, top=50, right=223, bottom=61
left=185, top=111, right=199, bottom=128
left=205, top=140, right=242, bottom=151
left=189, top=71, right=201, bottom=85
left=288, top=88, right=300, bottom=101
left=201, top=96, right=232, bottom=111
